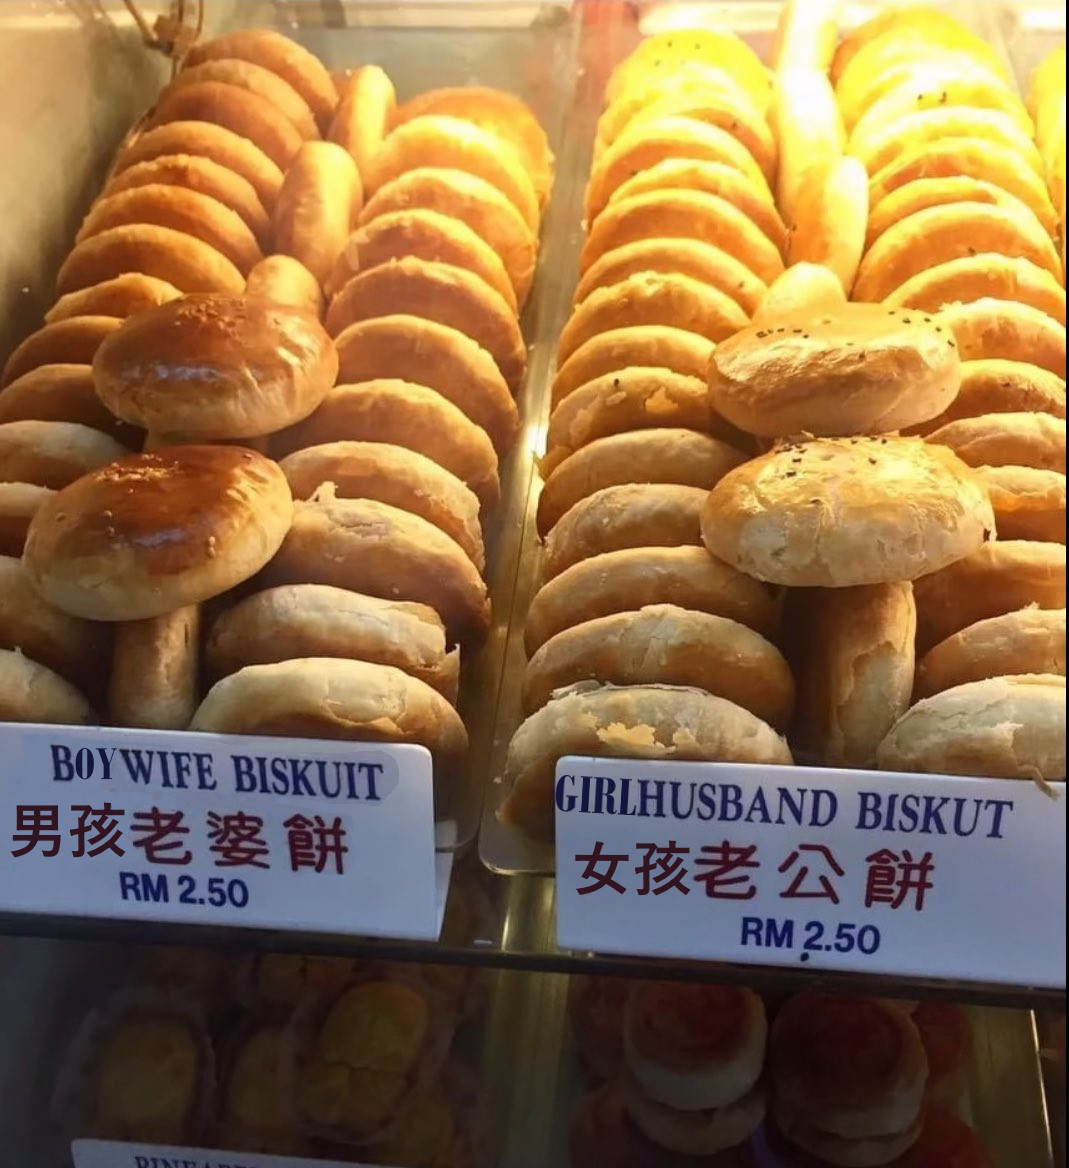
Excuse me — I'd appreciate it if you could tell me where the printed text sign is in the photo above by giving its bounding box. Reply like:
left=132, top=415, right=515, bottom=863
left=73, top=1140, right=382, bottom=1168
left=1, top=723, right=441, bottom=941
left=555, top=757, right=1066, bottom=988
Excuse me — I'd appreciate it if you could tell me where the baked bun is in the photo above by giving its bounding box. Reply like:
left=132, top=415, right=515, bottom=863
left=786, top=155, right=869, bottom=293
left=937, top=298, right=1066, bottom=378
left=0, top=482, right=52, bottom=556
left=2, top=316, right=123, bottom=386
left=273, top=141, right=362, bottom=286
left=279, top=440, right=483, bottom=570
left=261, top=491, right=490, bottom=644
left=335, top=208, right=516, bottom=311
left=0, top=647, right=94, bottom=724
left=23, top=446, right=293, bottom=621
left=217, top=1023, right=305, bottom=1155
left=274, top=380, right=500, bottom=510
left=625, top=982, right=766, bottom=1111
left=752, top=262, right=845, bottom=326
left=623, top=1079, right=766, bottom=1157
left=76, top=184, right=262, bottom=275
left=701, top=438, right=995, bottom=587
left=333, top=314, right=517, bottom=455
left=787, top=583, right=916, bottom=768
left=205, top=584, right=459, bottom=701
left=581, top=188, right=784, bottom=285
left=328, top=65, right=395, bottom=183
left=979, top=465, right=1066, bottom=543
left=113, top=121, right=284, bottom=210
left=357, top=167, right=536, bottom=305
left=93, top=295, right=336, bottom=440
left=46, top=274, right=183, bottom=325
left=884, top=251, right=1066, bottom=325
left=877, top=674, right=1066, bottom=781
left=557, top=272, right=748, bottom=362
left=245, top=254, right=324, bottom=316
left=574, top=237, right=767, bottom=317
left=926, top=412, right=1065, bottom=473
left=56, top=224, right=245, bottom=296
left=191, top=658, right=467, bottom=763
left=524, top=605, right=794, bottom=727
left=109, top=606, right=200, bottom=730
left=0, top=420, right=129, bottom=489
left=0, top=365, right=135, bottom=443
left=542, top=483, right=706, bottom=581
left=708, top=304, right=960, bottom=437
left=326, top=258, right=526, bottom=392
left=0, top=554, right=107, bottom=690
left=551, top=327, right=713, bottom=409
left=173, top=57, right=317, bottom=141
left=910, top=359, right=1065, bottom=434
left=104, top=154, right=271, bottom=247
left=568, top=977, right=630, bottom=1081
left=770, top=994, right=927, bottom=1141
left=914, top=608, right=1066, bottom=699
left=500, top=684, right=792, bottom=840
left=913, top=541, right=1066, bottom=650
left=537, top=429, right=744, bottom=536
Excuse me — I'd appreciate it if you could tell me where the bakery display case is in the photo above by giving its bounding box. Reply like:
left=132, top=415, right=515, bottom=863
left=0, top=0, right=1064, bottom=1165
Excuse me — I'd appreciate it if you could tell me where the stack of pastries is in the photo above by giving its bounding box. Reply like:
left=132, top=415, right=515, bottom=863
left=501, top=28, right=799, bottom=840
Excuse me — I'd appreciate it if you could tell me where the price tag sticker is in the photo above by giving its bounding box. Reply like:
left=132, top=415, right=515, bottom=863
left=0, top=723, right=445, bottom=941
left=72, top=1140, right=384, bottom=1168
left=555, top=757, right=1066, bottom=988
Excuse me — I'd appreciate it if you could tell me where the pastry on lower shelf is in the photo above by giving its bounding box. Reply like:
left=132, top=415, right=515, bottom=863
left=217, top=1022, right=308, bottom=1154
left=252, top=952, right=363, bottom=1011
left=360, top=1067, right=476, bottom=1168
left=911, top=1002, right=972, bottom=1107
left=623, top=1075, right=765, bottom=1157
left=894, top=1106, right=993, bottom=1168
left=135, top=946, right=235, bottom=1017
left=569, top=975, right=633, bottom=1081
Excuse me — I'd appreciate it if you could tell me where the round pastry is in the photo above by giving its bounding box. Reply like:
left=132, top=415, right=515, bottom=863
left=896, top=1106, right=994, bottom=1168
left=911, top=1003, right=973, bottom=1107
left=574, top=236, right=767, bottom=317
left=273, top=379, right=501, bottom=511
left=391, top=86, right=553, bottom=210
left=0, top=647, right=94, bottom=724
left=252, top=953, right=360, bottom=1010
left=913, top=541, right=1066, bottom=651
left=56, top=224, right=246, bottom=296
left=751, top=262, right=845, bottom=326
left=75, top=184, right=262, bottom=274
left=978, top=465, right=1066, bottom=543
left=357, top=167, right=537, bottom=305
left=925, top=412, right=1065, bottom=473
left=524, top=545, right=779, bottom=656
left=786, top=155, right=868, bottom=293
left=558, top=271, right=748, bottom=362
left=581, top=188, right=784, bottom=285
left=787, top=582, right=916, bottom=769
left=701, top=437, right=995, bottom=587
left=876, top=673, right=1066, bottom=781
left=0, top=482, right=52, bottom=557
left=273, top=141, right=362, bottom=286
left=361, top=1078, right=467, bottom=1168
left=910, top=359, right=1065, bottom=434
left=326, top=257, right=526, bottom=392
left=335, top=208, right=517, bottom=311
left=708, top=304, right=960, bottom=438
left=245, top=254, right=324, bottom=316
left=23, top=446, right=293, bottom=621
left=113, top=121, right=284, bottom=210
left=109, top=606, right=200, bottom=730
left=93, top=295, right=337, bottom=441
left=537, top=429, right=744, bottom=536
left=191, top=659, right=468, bottom=763
left=624, top=982, right=766, bottom=1112
left=183, top=28, right=338, bottom=127
left=2, top=316, right=123, bottom=386
left=830, top=8, right=993, bottom=81
left=884, top=251, right=1066, bottom=325
left=551, top=327, right=713, bottom=410
left=333, top=314, right=517, bottom=455
left=0, top=554, right=107, bottom=690
left=205, top=584, right=459, bottom=701
left=937, top=299, right=1066, bottom=378
left=625, top=1079, right=765, bottom=1157
left=328, top=65, right=395, bottom=182
left=217, top=1023, right=306, bottom=1154
left=0, top=420, right=129, bottom=489
left=104, top=154, right=271, bottom=247
left=279, top=440, right=483, bottom=569
left=542, top=483, right=707, bottom=581
left=45, top=274, right=183, bottom=325
left=569, top=976, right=631, bottom=1081
left=173, top=58, right=318, bottom=140
left=916, top=607, right=1066, bottom=700
left=501, top=684, right=792, bottom=840
left=0, top=364, right=134, bottom=443
left=261, top=492, right=490, bottom=645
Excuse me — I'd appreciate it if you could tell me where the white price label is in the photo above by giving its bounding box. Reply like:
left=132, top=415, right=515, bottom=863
left=0, top=723, right=446, bottom=941
left=554, top=757, right=1066, bottom=988
left=72, top=1140, right=384, bottom=1168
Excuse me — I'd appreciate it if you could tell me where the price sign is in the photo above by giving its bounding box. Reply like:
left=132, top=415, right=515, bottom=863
left=72, top=1141, right=384, bottom=1168
left=555, top=757, right=1066, bottom=988
left=0, top=723, right=446, bottom=941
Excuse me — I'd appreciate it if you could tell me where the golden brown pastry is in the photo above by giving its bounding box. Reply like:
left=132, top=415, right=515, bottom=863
left=0, top=420, right=128, bottom=489
left=109, top=606, right=200, bottom=730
